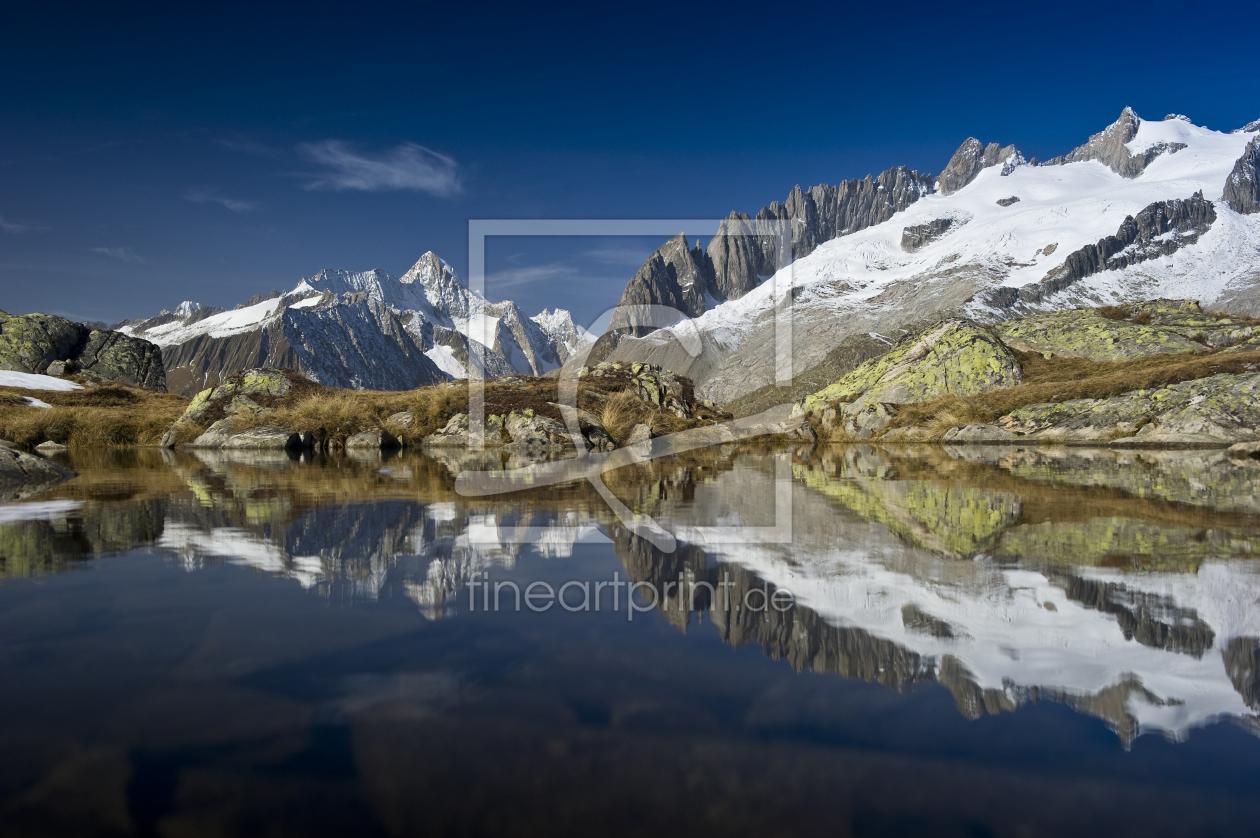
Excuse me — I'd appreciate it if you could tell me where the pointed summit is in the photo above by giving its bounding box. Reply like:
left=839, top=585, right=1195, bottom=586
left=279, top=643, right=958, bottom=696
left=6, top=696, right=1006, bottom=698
left=400, top=251, right=461, bottom=288
left=1041, top=107, right=1185, bottom=178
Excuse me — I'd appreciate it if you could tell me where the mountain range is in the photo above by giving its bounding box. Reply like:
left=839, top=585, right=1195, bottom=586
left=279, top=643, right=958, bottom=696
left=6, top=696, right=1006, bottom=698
left=115, top=107, right=1260, bottom=406
left=606, top=108, right=1260, bottom=407
left=118, top=252, right=591, bottom=395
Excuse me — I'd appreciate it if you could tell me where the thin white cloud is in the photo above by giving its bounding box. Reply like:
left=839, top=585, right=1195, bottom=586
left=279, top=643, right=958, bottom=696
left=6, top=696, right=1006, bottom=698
left=583, top=246, right=660, bottom=266
left=90, top=247, right=145, bottom=264
left=184, top=190, right=259, bottom=213
left=297, top=140, right=461, bottom=196
left=0, top=216, right=49, bottom=234
left=488, top=262, right=578, bottom=291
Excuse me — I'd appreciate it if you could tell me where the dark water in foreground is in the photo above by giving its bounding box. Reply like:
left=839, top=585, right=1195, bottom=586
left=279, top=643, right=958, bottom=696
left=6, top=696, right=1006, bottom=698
left=2, top=443, right=1260, bottom=836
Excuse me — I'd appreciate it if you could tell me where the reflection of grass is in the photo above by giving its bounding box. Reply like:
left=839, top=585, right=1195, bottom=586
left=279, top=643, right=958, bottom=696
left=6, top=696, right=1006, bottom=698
left=887, top=348, right=1260, bottom=438
left=0, top=383, right=187, bottom=447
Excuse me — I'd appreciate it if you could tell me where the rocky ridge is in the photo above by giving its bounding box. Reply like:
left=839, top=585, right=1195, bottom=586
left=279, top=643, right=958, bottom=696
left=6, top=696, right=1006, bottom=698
left=0, top=310, right=166, bottom=391
left=120, top=252, right=590, bottom=396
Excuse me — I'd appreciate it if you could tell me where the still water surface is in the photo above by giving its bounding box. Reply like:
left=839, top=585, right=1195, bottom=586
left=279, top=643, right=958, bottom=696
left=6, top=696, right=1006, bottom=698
left=2, top=443, right=1260, bottom=836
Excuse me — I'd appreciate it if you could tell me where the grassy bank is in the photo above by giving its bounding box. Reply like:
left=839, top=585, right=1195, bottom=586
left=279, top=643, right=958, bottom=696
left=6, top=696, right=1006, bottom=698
left=1, top=366, right=722, bottom=450
left=0, top=383, right=187, bottom=447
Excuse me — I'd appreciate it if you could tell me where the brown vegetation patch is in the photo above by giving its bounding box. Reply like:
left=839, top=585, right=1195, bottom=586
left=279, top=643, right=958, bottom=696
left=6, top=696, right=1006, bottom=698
left=0, top=382, right=187, bottom=448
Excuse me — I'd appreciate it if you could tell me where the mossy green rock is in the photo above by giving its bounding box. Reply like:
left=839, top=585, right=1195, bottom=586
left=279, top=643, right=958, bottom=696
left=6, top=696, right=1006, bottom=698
left=995, top=308, right=1202, bottom=362
left=796, top=320, right=1021, bottom=415
left=999, top=372, right=1260, bottom=445
left=239, top=369, right=292, bottom=398
left=0, top=310, right=165, bottom=390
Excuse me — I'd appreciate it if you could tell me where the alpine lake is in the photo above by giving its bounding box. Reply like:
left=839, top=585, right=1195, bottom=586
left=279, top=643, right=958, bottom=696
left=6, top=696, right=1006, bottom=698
left=3, top=441, right=1260, bottom=837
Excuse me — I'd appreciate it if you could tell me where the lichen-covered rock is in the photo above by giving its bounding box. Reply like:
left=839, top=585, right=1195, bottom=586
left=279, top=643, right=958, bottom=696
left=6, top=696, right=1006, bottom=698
left=345, top=429, right=400, bottom=450
left=994, top=308, right=1204, bottom=362
left=222, top=426, right=306, bottom=450
left=33, top=441, right=69, bottom=454
left=505, top=411, right=573, bottom=450
left=77, top=329, right=166, bottom=390
left=422, top=413, right=507, bottom=448
left=624, top=423, right=653, bottom=446
left=796, top=320, right=1021, bottom=416
left=188, top=418, right=235, bottom=448
left=386, top=411, right=415, bottom=428
left=0, top=310, right=165, bottom=390
left=163, top=367, right=299, bottom=445
left=999, top=372, right=1260, bottom=446
left=238, top=368, right=292, bottom=398
left=943, top=424, right=1021, bottom=443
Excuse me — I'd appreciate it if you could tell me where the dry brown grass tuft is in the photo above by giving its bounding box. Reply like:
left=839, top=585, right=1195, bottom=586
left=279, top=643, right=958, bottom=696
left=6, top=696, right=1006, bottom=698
left=599, top=389, right=652, bottom=445
left=231, top=381, right=470, bottom=446
left=0, top=383, right=187, bottom=448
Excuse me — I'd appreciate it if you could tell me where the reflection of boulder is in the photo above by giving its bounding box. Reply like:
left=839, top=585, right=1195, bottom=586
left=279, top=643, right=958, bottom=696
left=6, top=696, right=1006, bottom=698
left=794, top=448, right=1021, bottom=558
left=0, top=499, right=167, bottom=579
left=996, top=518, right=1259, bottom=571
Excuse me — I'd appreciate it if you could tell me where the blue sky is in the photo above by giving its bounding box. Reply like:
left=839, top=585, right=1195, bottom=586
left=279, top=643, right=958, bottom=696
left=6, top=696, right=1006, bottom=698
left=1, top=0, right=1257, bottom=328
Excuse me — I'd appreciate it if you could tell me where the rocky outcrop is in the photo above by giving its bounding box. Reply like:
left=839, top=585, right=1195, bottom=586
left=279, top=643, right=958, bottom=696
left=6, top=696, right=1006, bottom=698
left=1224, top=136, right=1260, bottom=215
left=998, top=371, right=1260, bottom=446
left=0, top=310, right=166, bottom=390
left=703, top=166, right=935, bottom=304
left=901, top=218, right=956, bottom=252
left=797, top=321, right=1021, bottom=414
left=994, top=307, right=1205, bottom=362
left=938, top=139, right=1021, bottom=196
left=795, top=321, right=1021, bottom=440
left=610, top=234, right=711, bottom=336
left=1013, top=192, right=1216, bottom=305
left=1041, top=107, right=1185, bottom=178
left=0, top=445, right=76, bottom=499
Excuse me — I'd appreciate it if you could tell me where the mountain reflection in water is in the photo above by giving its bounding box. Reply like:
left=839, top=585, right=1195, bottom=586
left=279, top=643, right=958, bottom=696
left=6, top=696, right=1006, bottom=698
left=2, top=443, right=1260, bottom=835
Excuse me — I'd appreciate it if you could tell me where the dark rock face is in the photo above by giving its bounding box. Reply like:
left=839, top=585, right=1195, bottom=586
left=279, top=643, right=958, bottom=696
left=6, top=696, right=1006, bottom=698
left=939, top=138, right=984, bottom=196
left=938, top=139, right=1021, bottom=196
left=161, top=300, right=445, bottom=396
left=1009, top=192, right=1217, bottom=306
left=1041, top=107, right=1185, bottom=178
left=900, top=218, right=956, bottom=252
left=0, top=311, right=166, bottom=390
left=704, top=166, right=935, bottom=304
left=996, top=196, right=1020, bottom=207
left=1224, top=136, right=1260, bottom=215
left=611, top=234, right=712, bottom=336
